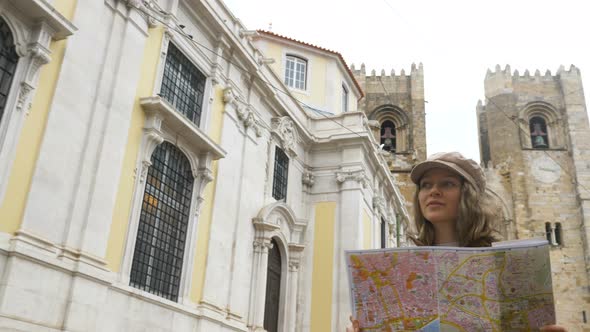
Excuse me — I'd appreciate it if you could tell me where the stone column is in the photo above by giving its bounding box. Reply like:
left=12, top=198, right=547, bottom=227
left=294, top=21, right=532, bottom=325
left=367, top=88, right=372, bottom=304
left=285, top=243, right=304, bottom=332
left=248, top=238, right=272, bottom=331
left=335, top=169, right=368, bottom=331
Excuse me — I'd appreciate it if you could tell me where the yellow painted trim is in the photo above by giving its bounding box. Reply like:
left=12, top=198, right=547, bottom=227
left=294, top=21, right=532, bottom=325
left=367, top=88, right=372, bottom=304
left=105, top=27, right=165, bottom=271
left=190, top=85, right=225, bottom=303
left=363, top=210, right=372, bottom=249
left=310, top=202, right=336, bottom=332
left=0, top=0, right=78, bottom=234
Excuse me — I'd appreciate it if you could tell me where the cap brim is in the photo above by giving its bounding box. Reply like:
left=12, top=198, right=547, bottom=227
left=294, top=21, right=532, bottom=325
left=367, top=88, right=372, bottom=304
left=410, top=160, right=474, bottom=186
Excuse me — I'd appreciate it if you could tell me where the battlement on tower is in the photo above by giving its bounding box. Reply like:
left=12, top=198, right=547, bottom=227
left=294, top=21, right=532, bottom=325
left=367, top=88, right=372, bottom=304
left=483, top=64, right=582, bottom=98
left=351, top=62, right=424, bottom=99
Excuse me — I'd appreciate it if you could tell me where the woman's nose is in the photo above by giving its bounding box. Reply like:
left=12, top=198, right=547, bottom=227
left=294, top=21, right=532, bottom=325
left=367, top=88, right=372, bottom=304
left=428, top=185, right=442, bottom=196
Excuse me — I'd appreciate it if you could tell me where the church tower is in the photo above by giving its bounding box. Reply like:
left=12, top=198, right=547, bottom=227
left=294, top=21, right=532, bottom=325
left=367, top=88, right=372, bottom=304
left=478, top=65, right=590, bottom=328
left=352, top=63, right=426, bottom=213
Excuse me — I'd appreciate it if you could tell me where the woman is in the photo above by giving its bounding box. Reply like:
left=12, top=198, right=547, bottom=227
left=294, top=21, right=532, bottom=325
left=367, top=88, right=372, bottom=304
left=347, top=152, right=566, bottom=331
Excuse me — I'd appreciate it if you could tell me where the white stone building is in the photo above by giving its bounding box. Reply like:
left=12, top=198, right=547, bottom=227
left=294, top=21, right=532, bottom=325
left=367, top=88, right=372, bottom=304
left=0, top=1, right=408, bottom=331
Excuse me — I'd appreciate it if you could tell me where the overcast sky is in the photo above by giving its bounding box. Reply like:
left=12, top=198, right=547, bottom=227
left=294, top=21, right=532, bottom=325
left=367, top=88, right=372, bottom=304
left=222, top=0, right=590, bottom=161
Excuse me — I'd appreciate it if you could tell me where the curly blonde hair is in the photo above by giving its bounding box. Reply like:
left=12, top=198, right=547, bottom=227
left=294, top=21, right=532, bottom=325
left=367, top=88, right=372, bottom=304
left=408, top=179, right=500, bottom=247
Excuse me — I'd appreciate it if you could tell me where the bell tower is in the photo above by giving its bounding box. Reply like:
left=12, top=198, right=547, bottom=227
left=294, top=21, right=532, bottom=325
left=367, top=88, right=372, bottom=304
left=478, top=64, right=590, bottom=328
left=351, top=63, right=426, bottom=210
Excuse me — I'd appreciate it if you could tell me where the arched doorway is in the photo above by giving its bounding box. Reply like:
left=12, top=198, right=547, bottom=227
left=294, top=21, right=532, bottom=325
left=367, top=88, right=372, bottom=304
left=264, top=238, right=282, bottom=332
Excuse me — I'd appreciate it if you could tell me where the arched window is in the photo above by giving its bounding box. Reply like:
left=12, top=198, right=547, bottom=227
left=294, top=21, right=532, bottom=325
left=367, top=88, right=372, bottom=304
left=130, top=142, right=194, bottom=301
left=380, top=120, right=396, bottom=152
left=264, top=238, right=282, bottom=332
left=371, top=106, right=408, bottom=153
left=530, top=116, right=549, bottom=149
left=0, top=18, right=18, bottom=125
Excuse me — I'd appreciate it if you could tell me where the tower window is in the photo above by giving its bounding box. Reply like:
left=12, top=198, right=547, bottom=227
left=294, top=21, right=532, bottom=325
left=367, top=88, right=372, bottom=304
left=555, top=222, right=562, bottom=246
left=0, top=18, right=18, bottom=125
left=530, top=116, right=549, bottom=149
left=284, top=55, right=307, bottom=90
left=160, top=43, right=206, bottom=126
left=380, top=120, right=396, bottom=152
left=130, top=142, right=194, bottom=301
left=272, top=147, right=289, bottom=201
left=545, top=222, right=552, bottom=244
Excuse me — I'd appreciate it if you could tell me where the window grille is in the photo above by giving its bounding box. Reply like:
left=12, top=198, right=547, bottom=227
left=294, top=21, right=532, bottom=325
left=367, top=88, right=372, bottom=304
left=0, top=18, right=18, bottom=124
left=130, top=142, right=194, bottom=301
left=285, top=55, right=307, bottom=90
left=272, top=147, right=289, bottom=201
left=160, top=43, right=206, bottom=126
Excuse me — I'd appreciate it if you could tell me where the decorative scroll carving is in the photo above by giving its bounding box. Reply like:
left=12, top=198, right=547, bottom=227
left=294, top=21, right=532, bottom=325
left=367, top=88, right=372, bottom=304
left=271, top=116, right=298, bottom=156
left=302, top=171, right=315, bottom=187
left=192, top=152, right=215, bottom=216
left=25, top=44, right=51, bottom=83
left=223, top=87, right=262, bottom=137
left=373, top=193, right=386, bottom=217
left=16, top=82, right=34, bottom=112
left=336, top=169, right=369, bottom=188
left=139, top=160, right=152, bottom=183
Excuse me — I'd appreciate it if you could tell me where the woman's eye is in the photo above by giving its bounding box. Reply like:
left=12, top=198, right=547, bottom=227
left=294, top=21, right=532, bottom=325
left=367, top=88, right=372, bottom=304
left=420, top=182, right=432, bottom=189
left=442, top=181, right=458, bottom=188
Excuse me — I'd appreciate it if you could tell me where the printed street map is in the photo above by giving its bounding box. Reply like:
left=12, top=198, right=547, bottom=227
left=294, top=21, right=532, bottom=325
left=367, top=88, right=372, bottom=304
left=345, top=239, right=555, bottom=331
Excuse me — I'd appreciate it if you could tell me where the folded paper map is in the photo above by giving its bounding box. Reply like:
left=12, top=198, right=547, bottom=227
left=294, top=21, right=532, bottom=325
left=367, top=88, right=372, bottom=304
left=345, top=239, right=555, bottom=331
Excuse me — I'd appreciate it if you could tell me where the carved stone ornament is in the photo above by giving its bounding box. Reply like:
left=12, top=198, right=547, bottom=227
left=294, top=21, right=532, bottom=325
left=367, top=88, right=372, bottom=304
left=373, top=194, right=386, bottom=216
left=336, top=169, right=369, bottom=188
left=16, top=82, right=34, bottom=112
left=272, top=116, right=298, bottom=155
left=139, top=160, right=152, bottom=183
left=223, top=87, right=262, bottom=137
left=125, top=0, right=160, bottom=27
left=289, top=260, right=300, bottom=272
left=25, top=44, right=51, bottom=84
left=302, top=171, right=315, bottom=187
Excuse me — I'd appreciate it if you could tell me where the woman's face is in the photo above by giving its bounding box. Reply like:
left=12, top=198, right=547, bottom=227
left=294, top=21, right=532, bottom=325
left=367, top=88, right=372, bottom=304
left=418, top=168, right=462, bottom=226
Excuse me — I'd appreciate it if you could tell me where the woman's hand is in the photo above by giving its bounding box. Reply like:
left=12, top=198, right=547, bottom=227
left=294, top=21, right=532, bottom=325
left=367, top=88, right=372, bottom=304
left=345, top=315, right=361, bottom=332
left=540, top=325, right=567, bottom=332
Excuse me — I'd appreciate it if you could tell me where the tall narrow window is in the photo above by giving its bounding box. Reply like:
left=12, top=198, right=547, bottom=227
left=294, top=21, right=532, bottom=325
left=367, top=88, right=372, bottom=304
left=284, top=55, right=307, bottom=90
left=264, top=239, right=282, bottom=332
left=380, top=120, right=396, bottom=152
left=130, top=142, right=194, bottom=301
left=272, top=147, right=289, bottom=201
left=530, top=116, right=549, bottom=149
left=0, top=18, right=18, bottom=125
left=545, top=222, right=552, bottom=244
left=555, top=222, right=562, bottom=246
left=160, top=43, right=206, bottom=126
left=380, top=218, right=386, bottom=249
left=342, top=84, right=349, bottom=112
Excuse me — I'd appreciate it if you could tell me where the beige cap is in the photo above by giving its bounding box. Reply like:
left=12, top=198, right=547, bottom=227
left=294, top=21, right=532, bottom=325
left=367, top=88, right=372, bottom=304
left=410, top=151, right=486, bottom=192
